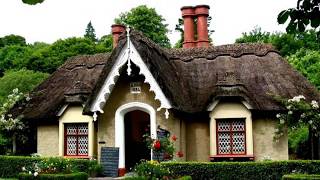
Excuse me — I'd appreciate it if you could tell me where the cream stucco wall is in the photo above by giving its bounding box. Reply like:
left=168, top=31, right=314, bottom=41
left=253, top=118, right=288, bottom=160
left=209, top=101, right=254, bottom=156
left=186, top=120, right=210, bottom=161
left=37, top=125, right=59, bottom=156
left=58, top=106, right=95, bottom=157
left=97, top=75, right=182, bottom=161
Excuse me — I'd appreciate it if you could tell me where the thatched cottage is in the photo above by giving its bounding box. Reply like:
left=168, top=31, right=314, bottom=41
left=15, top=5, right=320, bottom=176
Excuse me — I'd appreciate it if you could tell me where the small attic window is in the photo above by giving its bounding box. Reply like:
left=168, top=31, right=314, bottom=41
left=130, top=82, right=141, bottom=94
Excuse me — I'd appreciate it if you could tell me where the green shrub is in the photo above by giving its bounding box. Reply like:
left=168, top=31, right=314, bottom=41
left=282, top=174, right=320, bottom=179
left=17, top=172, right=88, bottom=180
left=134, top=160, right=170, bottom=179
left=0, top=156, right=98, bottom=178
left=160, top=161, right=320, bottom=180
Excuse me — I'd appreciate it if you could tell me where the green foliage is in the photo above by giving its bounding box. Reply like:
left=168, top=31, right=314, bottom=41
left=278, top=0, right=320, bottom=36
left=22, top=0, right=44, bottom=5
left=0, top=35, right=111, bottom=74
left=287, top=49, right=320, bottom=89
left=17, top=172, right=88, bottom=180
left=282, top=174, right=320, bottom=180
left=97, top=34, right=113, bottom=52
left=30, top=37, right=104, bottom=73
left=0, top=70, right=48, bottom=103
left=84, top=21, right=97, bottom=42
left=115, top=5, right=170, bottom=48
left=161, top=161, right=320, bottom=180
left=288, top=126, right=309, bottom=155
left=275, top=96, right=319, bottom=141
left=133, top=160, right=171, bottom=179
left=0, top=156, right=99, bottom=178
left=0, top=35, right=26, bottom=48
left=236, top=27, right=320, bottom=57
left=0, top=45, right=33, bottom=71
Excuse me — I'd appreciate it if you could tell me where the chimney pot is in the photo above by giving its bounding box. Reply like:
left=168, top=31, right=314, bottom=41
left=195, top=5, right=210, bottom=47
left=181, top=6, right=196, bottom=48
left=111, top=24, right=126, bottom=49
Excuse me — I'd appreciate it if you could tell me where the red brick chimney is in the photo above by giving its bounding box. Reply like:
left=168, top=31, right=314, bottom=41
left=181, top=6, right=196, bottom=48
left=195, top=5, right=210, bottom=47
left=111, top=24, right=126, bottom=49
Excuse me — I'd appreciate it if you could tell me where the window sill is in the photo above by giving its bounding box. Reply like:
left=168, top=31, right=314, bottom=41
left=63, top=156, right=90, bottom=159
left=210, top=155, right=254, bottom=162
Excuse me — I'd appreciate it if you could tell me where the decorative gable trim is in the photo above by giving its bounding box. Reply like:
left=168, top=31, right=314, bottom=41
left=90, top=30, right=171, bottom=118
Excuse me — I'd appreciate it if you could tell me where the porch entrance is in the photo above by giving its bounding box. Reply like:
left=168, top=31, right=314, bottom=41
left=124, top=110, right=150, bottom=170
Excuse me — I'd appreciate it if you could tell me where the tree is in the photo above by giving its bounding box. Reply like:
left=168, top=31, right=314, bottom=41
left=0, top=69, right=49, bottom=104
left=278, top=0, right=320, bottom=37
left=288, top=49, right=320, bottom=90
left=97, top=34, right=113, bottom=52
left=115, top=5, right=171, bottom=48
left=84, top=21, right=97, bottom=42
left=275, top=95, right=320, bottom=159
left=235, top=27, right=320, bottom=57
left=22, top=0, right=44, bottom=5
left=0, top=88, right=27, bottom=154
left=0, top=35, right=26, bottom=48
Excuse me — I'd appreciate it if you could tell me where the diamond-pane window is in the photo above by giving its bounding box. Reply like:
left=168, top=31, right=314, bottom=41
left=65, top=123, right=88, bottom=156
left=217, top=119, right=246, bottom=155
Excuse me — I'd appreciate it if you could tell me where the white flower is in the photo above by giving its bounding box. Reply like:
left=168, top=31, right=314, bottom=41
left=276, top=114, right=281, bottom=118
left=300, top=113, right=306, bottom=118
left=280, top=119, right=285, bottom=124
left=13, top=88, right=19, bottom=94
left=287, top=105, right=292, bottom=109
left=22, top=167, right=26, bottom=171
left=34, top=172, right=38, bottom=177
left=290, top=95, right=306, bottom=102
left=311, top=100, right=319, bottom=109
left=309, top=120, right=313, bottom=125
left=288, top=111, right=293, bottom=115
left=28, top=171, right=32, bottom=175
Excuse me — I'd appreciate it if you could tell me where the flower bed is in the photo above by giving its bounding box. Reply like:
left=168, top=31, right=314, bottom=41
left=0, top=156, right=100, bottom=178
left=18, top=172, right=88, bottom=180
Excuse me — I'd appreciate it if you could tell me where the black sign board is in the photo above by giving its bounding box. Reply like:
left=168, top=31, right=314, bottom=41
left=100, top=147, right=119, bottom=177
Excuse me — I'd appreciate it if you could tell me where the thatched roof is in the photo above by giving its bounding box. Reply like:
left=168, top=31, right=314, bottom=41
left=18, top=53, right=110, bottom=121
left=16, top=30, right=320, bottom=120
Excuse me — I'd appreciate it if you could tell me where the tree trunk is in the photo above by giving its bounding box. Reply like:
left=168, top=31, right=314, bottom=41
left=12, top=134, right=16, bottom=155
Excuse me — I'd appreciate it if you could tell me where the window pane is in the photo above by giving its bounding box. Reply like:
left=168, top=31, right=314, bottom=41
left=218, top=132, right=231, bottom=154
left=78, top=136, right=88, bottom=155
left=232, top=132, right=245, bottom=154
left=232, top=120, right=245, bottom=131
left=66, top=124, right=77, bottom=135
left=78, top=124, right=88, bottom=135
left=66, top=136, right=77, bottom=155
left=217, top=120, right=230, bottom=131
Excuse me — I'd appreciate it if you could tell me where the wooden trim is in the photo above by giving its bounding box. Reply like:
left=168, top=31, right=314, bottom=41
left=216, top=119, right=246, bottom=155
left=63, top=156, right=90, bottom=159
left=210, top=154, right=254, bottom=161
left=64, top=123, right=89, bottom=156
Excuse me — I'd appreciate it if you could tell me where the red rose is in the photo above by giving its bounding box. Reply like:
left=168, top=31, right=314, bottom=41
left=153, top=140, right=161, bottom=150
left=171, top=135, right=177, bottom=141
left=176, top=151, right=183, bottom=158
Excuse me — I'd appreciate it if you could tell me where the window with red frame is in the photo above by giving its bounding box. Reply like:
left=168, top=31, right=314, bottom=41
left=216, top=119, right=246, bottom=155
left=64, top=123, right=88, bottom=156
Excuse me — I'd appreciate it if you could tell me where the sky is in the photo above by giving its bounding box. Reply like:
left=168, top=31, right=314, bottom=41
left=0, top=0, right=296, bottom=46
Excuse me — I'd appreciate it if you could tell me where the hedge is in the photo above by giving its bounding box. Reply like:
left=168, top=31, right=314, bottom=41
left=0, top=156, right=99, bottom=178
left=161, top=161, right=320, bottom=180
left=282, top=174, right=320, bottom=179
left=18, top=172, right=88, bottom=180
